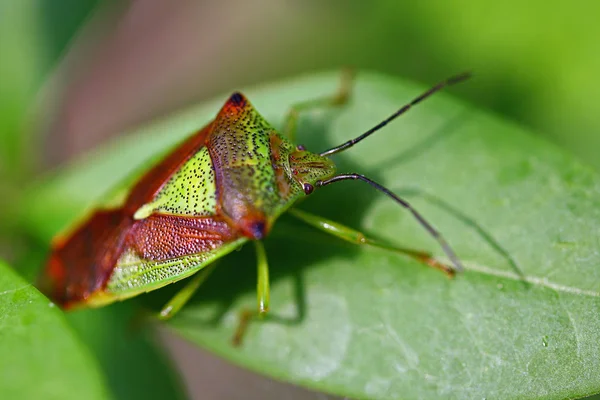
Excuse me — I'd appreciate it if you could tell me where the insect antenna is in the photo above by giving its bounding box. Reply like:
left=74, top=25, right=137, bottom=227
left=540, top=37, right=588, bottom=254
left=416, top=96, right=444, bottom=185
left=316, top=174, right=464, bottom=272
left=319, top=72, right=471, bottom=157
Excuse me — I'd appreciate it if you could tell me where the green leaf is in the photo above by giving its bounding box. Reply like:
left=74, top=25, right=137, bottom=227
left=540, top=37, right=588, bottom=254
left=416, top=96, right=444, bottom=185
left=65, top=304, right=187, bottom=400
left=12, top=251, right=186, bottom=400
left=0, top=259, right=109, bottom=400
left=0, top=0, right=99, bottom=182
left=18, top=72, right=600, bottom=399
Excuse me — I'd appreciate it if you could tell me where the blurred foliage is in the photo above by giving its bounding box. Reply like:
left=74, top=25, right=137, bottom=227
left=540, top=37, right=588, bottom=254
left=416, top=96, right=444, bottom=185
left=349, top=1, right=600, bottom=172
left=0, top=0, right=99, bottom=181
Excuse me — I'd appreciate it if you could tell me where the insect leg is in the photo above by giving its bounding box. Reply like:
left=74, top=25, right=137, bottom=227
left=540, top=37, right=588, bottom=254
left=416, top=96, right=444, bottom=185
left=282, top=69, right=354, bottom=142
left=255, top=240, right=270, bottom=314
left=232, top=241, right=271, bottom=346
left=157, top=262, right=218, bottom=320
left=288, top=208, right=455, bottom=277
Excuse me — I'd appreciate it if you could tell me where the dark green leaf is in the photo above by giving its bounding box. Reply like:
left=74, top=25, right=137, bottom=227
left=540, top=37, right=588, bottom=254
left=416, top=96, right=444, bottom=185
left=0, top=260, right=109, bottom=400
left=13, top=251, right=186, bottom=400
left=65, top=304, right=187, bottom=400
left=18, top=72, right=600, bottom=399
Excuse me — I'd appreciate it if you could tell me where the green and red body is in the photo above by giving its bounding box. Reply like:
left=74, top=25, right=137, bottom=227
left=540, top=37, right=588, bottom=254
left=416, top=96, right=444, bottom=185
left=41, top=93, right=334, bottom=308
left=40, top=73, right=468, bottom=315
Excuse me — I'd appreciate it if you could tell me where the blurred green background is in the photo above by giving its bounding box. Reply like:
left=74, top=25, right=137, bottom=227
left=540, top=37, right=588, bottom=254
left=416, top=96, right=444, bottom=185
left=1, top=1, right=599, bottom=399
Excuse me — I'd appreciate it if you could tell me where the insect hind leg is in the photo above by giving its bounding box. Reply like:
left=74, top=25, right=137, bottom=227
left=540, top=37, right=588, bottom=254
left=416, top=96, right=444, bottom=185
left=288, top=208, right=456, bottom=277
left=157, top=262, right=219, bottom=321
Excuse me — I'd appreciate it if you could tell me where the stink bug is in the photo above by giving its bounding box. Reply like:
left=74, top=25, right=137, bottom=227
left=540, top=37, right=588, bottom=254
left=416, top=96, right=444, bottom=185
left=39, top=72, right=470, bottom=344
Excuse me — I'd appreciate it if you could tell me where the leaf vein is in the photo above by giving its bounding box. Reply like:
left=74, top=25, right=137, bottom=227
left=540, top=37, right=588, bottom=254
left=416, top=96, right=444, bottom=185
left=461, top=261, right=600, bottom=297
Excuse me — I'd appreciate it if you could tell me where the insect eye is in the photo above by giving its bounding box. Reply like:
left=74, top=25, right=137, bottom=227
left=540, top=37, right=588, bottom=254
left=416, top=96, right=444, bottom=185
left=303, top=183, right=314, bottom=195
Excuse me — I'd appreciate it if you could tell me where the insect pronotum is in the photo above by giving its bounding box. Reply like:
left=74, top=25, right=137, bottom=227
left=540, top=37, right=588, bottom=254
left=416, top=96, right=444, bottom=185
left=39, top=72, right=470, bottom=344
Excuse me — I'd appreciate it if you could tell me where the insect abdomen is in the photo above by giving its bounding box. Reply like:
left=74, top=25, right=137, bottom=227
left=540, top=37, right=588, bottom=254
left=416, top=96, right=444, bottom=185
left=40, top=208, right=132, bottom=308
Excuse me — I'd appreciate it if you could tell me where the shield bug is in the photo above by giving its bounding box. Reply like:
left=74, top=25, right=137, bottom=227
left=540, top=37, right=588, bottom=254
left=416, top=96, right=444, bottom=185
left=39, top=72, right=470, bottom=344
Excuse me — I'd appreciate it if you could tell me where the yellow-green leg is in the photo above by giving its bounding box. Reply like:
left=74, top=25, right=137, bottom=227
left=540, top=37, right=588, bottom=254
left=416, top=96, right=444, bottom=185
left=289, top=208, right=456, bottom=277
left=282, top=69, right=354, bottom=142
left=232, top=241, right=271, bottom=346
left=158, top=262, right=219, bottom=320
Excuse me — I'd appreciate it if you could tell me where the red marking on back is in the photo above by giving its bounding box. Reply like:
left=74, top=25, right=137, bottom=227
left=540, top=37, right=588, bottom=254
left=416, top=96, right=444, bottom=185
left=39, top=209, right=132, bottom=308
left=128, top=214, right=238, bottom=261
left=221, top=92, right=249, bottom=115
left=39, top=211, right=240, bottom=308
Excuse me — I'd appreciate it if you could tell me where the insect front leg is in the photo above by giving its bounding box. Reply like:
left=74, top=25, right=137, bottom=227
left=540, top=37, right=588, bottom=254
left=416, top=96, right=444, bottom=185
left=157, top=262, right=219, bottom=320
left=282, top=69, right=354, bottom=142
left=288, top=208, right=456, bottom=277
left=232, top=241, right=271, bottom=346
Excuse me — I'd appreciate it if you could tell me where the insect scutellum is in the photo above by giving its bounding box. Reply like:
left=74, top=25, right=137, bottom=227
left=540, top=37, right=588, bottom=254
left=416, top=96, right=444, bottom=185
left=287, top=72, right=472, bottom=272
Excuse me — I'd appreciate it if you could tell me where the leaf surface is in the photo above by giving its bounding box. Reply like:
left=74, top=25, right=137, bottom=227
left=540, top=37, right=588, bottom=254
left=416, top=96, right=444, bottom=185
left=0, top=260, right=109, bottom=400
left=19, top=72, right=600, bottom=399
